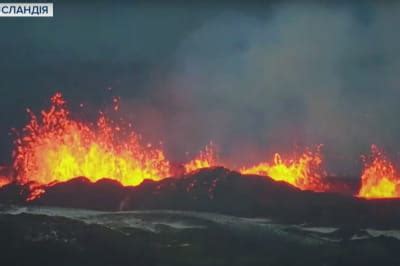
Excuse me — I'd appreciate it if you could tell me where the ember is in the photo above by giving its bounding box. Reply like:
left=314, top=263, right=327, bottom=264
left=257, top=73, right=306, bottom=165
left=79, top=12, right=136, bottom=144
left=184, top=143, right=218, bottom=173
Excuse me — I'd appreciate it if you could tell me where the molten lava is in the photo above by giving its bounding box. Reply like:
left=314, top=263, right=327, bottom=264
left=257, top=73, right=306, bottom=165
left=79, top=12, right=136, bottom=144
left=13, top=93, right=171, bottom=191
left=0, top=176, right=10, bottom=187
left=240, top=147, right=328, bottom=191
left=6, top=92, right=359, bottom=199
left=184, top=143, right=218, bottom=173
left=358, top=145, right=400, bottom=199
left=0, top=166, right=12, bottom=187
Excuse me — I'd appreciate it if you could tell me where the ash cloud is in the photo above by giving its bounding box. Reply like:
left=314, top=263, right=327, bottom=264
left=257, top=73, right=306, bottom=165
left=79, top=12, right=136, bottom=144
left=125, top=3, right=400, bottom=174
left=1, top=2, right=400, bottom=175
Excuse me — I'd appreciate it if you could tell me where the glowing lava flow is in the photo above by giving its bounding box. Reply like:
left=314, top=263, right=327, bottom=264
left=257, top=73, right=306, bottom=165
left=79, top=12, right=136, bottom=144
left=240, top=147, right=328, bottom=191
left=0, top=166, right=11, bottom=187
left=357, top=145, right=400, bottom=199
left=0, top=177, right=10, bottom=187
left=184, top=143, right=218, bottom=173
left=13, top=93, right=171, bottom=193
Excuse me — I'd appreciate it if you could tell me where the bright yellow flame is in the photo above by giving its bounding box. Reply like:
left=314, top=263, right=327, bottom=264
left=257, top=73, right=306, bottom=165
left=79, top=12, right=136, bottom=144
left=13, top=93, right=171, bottom=193
left=240, top=147, right=328, bottom=192
left=358, top=145, right=400, bottom=199
left=184, top=143, right=217, bottom=173
left=11, top=93, right=334, bottom=200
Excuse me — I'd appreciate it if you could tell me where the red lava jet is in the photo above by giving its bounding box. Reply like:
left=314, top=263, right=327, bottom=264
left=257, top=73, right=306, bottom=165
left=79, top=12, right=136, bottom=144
left=13, top=93, right=171, bottom=199
left=240, top=146, right=329, bottom=192
left=358, top=145, right=400, bottom=199
left=7, top=92, right=400, bottom=201
left=183, top=142, right=218, bottom=173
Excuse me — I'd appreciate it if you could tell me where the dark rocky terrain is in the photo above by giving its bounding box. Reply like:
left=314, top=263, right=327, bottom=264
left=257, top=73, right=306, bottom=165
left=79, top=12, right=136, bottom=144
left=1, top=207, right=400, bottom=266
left=1, top=167, right=399, bottom=228
left=1, top=167, right=400, bottom=265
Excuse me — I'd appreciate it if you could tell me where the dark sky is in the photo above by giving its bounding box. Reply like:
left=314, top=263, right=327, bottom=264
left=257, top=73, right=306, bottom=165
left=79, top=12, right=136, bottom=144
left=0, top=1, right=399, bottom=175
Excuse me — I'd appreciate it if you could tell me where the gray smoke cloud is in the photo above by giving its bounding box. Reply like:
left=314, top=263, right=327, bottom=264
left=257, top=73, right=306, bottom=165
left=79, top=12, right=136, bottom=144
left=1, top=2, right=399, bottom=176
left=121, top=3, right=400, bottom=174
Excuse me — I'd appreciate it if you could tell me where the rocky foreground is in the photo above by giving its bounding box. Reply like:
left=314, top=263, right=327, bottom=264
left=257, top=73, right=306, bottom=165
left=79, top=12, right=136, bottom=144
left=1, top=167, right=400, bottom=265
left=1, top=206, right=400, bottom=266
